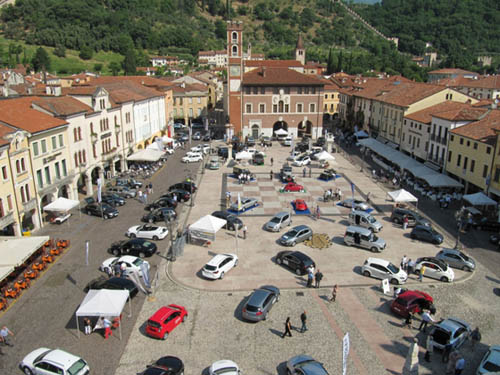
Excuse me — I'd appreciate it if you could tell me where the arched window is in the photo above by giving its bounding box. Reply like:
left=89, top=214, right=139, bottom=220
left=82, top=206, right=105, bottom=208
left=232, top=32, right=238, bottom=42
left=16, top=160, right=20, bottom=174
left=21, top=158, right=25, bottom=171
left=232, top=46, right=238, bottom=57
left=279, top=100, right=284, bottom=112
left=78, top=127, right=82, bottom=140
left=25, top=184, right=30, bottom=201
left=74, top=153, right=78, bottom=167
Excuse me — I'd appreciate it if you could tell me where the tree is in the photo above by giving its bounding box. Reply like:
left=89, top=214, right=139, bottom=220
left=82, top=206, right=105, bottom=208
left=327, top=48, right=334, bottom=74
left=93, top=63, right=103, bottom=73
left=109, top=61, right=121, bottom=76
left=31, top=47, right=51, bottom=72
left=53, top=44, right=66, bottom=58
left=122, top=49, right=137, bottom=75
left=214, top=19, right=226, bottom=39
left=79, top=45, right=93, bottom=60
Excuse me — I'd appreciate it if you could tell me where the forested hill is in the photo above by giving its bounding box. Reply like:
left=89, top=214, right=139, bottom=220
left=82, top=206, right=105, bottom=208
left=355, top=0, right=500, bottom=67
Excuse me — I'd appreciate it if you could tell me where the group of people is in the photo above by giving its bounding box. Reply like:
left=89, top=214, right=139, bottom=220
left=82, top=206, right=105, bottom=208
left=282, top=311, right=308, bottom=338
left=323, top=188, right=342, bottom=202
left=400, top=255, right=416, bottom=275
left=306, top=267, right=323, bottom=288
left=136, top=182, right=154, bottom=204
left=237, top=173, right=252, bottom=184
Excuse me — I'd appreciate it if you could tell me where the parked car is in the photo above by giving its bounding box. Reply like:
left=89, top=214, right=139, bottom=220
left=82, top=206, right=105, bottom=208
left=145, top=197, right=177, bottom=211
left=280, top=164, right=294, bottom=182
left=261, top=136, right=272, bottom=147
left=211, top=211, right=243, bottom=231
left=340, top=198, right=370, bottom=211
left=101, top=193, right=125, bottom=207
left=315, top=137, right=326, bottom=147
left=242, top=285, right=280, bottom=322
left=390, top=290, right=434, bottom=318
left=410, top=225, right=444, bottom=244
left=361, top=257, right=408, bottom=285
left=143, top=356, right=184, bottom=375
left=107, top=185, right=136, bottom=198
left=429, top=317, right=471, bottom=351
left=142, top=207, right=177, bottom=223
left=283, top=182, right=305, bottom=192
left=275, top=250, right=315, bottom=275
left=292, top=155, right=311, bottom=166
left=169, top=182, right=197, bottom=193
left=126, top=224, right=168, bottom=240
left=264, top=211, right=292, bottom=232
left=279, top=225, right=312, bottom=246
left=282, top=136, right=293, bottom=146
left=207, top=157, right=220, bottom=170
left=116, top=178, right=142, bottom=189
left=252, top=152, right=264, bottom=165
left=286, top=354, right=329, bottom=375
left=293, top=199, right=308, bottom=212
left=344, top=226, right=386, bottom=252
left=178, top=133, right=189, bottom=142
left=145, top=304, right=188, bottom=340
left=84, top=202, right=118, bottom=219
left=163, top=189, right=191, bottom=202
left=209, top=360, right=240, bottom=375
left=436, top=248, right=475, bottom=271
left=295, top=142, right=309, bottom=153
left=218, top=146, right=229, bottom=158
left=108, top=239, right=157, bottom=258
left=192, top=132, right=201, bottom=140
left=100, top=255, right=150, bottom=277
left=20, top=348, right=90, bottom=375
left=246, top=136, right=256, bottom=146
left=391, top=207, right=430, bottom=227
left=202, top=253, right=238, bottom=280
left=415, top=257, right=455, bottom=282
left=287, top=150, right=302, bottom=161
left=476, top=345, right=500, bottom=375
left=230, top=197, right=258, bottom=212
left=182, top=154, right=202, bottom=163
left=84, top=276, right=138, bottom=297
left=348, top=210, right=382, bottom=232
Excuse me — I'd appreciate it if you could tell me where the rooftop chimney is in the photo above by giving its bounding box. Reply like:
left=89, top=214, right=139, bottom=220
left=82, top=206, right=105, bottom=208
left=262, top=67, right=266, bottom=77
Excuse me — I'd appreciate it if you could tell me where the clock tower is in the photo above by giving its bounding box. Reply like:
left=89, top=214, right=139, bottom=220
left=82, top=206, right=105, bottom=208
left=227, top=21, right=243, bottom=135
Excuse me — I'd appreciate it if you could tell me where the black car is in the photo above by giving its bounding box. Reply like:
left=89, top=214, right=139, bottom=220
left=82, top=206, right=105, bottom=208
left=163, top=189, right=191, bottom=202
left=177, top=133, right=189, bottom=142
left=109, top=239, right=157, bottom=258
left=169, top=181, right=197, bottom=193
left=314, top=137, right=326, bottom=147
left=142, top=208, right=177, bottom=223
left=203, top=134, right=211, bottom=141
left=246, top=136, right=256, bottom=146
left=410, top=225, right=444, bottom=244
left=211, top=210, right=243, bottom=231
left=391, top=208, right=430, bottom=227
left=84, top=277, right=138, bottom=298
left=116, top=178, right=142, bottom=189
left=101, top=193, right=126, bottom=207
left=145, top=197, right=177, bottom=211
left=295, top=142, right=309, bottom=153
left=218, top=146, right=229, bottom=158
left=144, top=356, right=184, bottom=375
left=275, top=251, right=315, bottom=275
left=84, top=202, right=118, bottom=219
left=253, top=153, right=264, bottom=165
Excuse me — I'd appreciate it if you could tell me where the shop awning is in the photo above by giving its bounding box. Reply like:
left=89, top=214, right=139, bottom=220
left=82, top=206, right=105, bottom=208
left=0, top=236, right=49, bottom=268
left=127, top=149, right=165, bottom=162
left=463, top=192, right=497, bottom=206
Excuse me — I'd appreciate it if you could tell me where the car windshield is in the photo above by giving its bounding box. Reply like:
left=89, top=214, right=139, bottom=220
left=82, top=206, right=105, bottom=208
left=387, top=263, right=399, bottom=273
left=147, top=320, right=162, bottom=329
left=286, top=230, right=298, bottom=237
left=368, top=216, right=376, bottom=223
left=432, top=328, right=450, bottom=345
left=34, top=349, right=52, bottom=363
left=68, top=359, right=87, bottom=375
left=205, top=265, right=217, bottom=271
left=371, top=234, right=378, bottom=241
left=484, top=360, right=500, bottom=372
left=270, top=217, right=281, bottom=223
left=246, top=305, right=259, bottom=312
left=213, top=367, right=238, bottom=374
left=458, top=251, right=470, bottom=261
left=132, top=258, right=144, bottom=267
left=142, top=241, right=153, bottom=247
left=395, top=297, right=409, bottom=306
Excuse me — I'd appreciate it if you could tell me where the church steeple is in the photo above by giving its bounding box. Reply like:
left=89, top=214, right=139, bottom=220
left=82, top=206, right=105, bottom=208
left=295, top=33, right=305, bottom=65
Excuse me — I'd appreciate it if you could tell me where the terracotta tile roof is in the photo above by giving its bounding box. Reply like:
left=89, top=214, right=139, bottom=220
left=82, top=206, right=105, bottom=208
left=0, top=96, right=68, bottom=134
left=243, top=67, right=325, bottom=86
left=429, top=68, right=477, bottom=76
left=198, top=51, right=216, bottom=56
left=405, top=101, right=487, bottom=123
left=63, top=85, right=100, bottom=95
left=0, top=124, right=16, bottom=146
left=7, top=82, right=47, bottom=95
left=91, top=75, right=174, bottom=90
left=472, top=99, right=494, bottom=107
left=244, top=60, right=303, bottom=68
left=32, top=96, right=94, bottom=117
left=450, top=109, right=500, bottom=144
left=172, top=83, right=208, bottom=95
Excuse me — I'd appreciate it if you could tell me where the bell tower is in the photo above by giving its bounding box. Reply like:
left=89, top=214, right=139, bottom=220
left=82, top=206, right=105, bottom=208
left=227, top=21, right=243, bottom=135
left=295, top=33, right=305, bottom=65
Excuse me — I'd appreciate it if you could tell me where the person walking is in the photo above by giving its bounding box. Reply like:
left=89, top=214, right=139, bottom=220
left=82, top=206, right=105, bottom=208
left=103, top=317, right=112, bottom=339
left=330, top=284, right=338, bottom=302
left=143, top=191, right=148, bottom=204
left=300, top=311, right=307, bottom=333
left=270, top=170, right=273, bottom=180
left=137, top=189, right=143, bottom=203
left=418, top=309, right=435, bottom=332
left=307, top=269, right=313, bottom=288
left=83, top=318, right=92, bottom=336
left=403, top=215, right=409, bottom=230
left=314, top=269, right=323, bottom=288
left=424, top=333, right=433, bottom=362
left=419, top=265, right=426, bottom=282
left=149, top=182, right=153, bottom=194
left=282, top=317, right=292, bottom=338
left=242, top=225, right=247, bottom=240
left=404, top=310, right=413, bottom=329
left=270, top=157, right=274, bottom=167
left=407, top=258, right=415, bottom=275
left=315, top=205, right=321, bottom=220
left=470, top=327, right=481, bottom=351
left=400, top=255, right=408, bottom=272
left=303, top=168, right=307, bottom=178
left=0, top=326, right=14, bottom=346
left=455, top=356, right=465, bottom=375
left=226, top=191, right=231, bottom=208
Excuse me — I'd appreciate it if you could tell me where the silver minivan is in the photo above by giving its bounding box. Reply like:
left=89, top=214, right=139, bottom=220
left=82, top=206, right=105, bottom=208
left=344, top=226, right=386, bottom=252
left=264, top=212, right=292, bottom=232
left=349, top=210, right=382, bottom=232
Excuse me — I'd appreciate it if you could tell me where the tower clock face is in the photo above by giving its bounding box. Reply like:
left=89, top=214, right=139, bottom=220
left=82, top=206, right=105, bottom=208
left=230, top=65, right=241, bottom=76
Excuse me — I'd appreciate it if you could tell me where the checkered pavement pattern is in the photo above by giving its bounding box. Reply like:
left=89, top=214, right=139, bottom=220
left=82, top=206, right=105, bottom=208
left=225, top=173, right=352, bottom=216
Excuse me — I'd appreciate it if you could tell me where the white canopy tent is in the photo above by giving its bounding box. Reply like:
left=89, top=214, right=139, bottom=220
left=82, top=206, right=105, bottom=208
left=0, top=236, right=49, bottom=268
left=0, top=265, right=13, bottom=283
left=43, top=197, right=79, bottom=212
left=420, top=173, right=463, bottom=188
left=127, top=149, right=165, bottom=162
left=189, top=215, right=227, bottom=242
left=315, top=150, right=336, bottom=161
left=463, top=192, right=497, bottom=206
left=146, top=142, right=164, bottom=151
left=75, top=289, right=131, bottom=339
left=387, top=189, right=418, bottom=203
left=235, top=151, right=252, bottom=160
left=161, top=135, right=174, bottom=143
left=274, top=128, right=288, bottom=136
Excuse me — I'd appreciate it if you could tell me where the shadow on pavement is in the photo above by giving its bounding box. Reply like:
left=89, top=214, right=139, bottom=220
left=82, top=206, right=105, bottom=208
left=269, top=328, right=284, bottom=338
left=352, top=265, right=363, bottom=275
left=233, top=295, right=250, bottom=322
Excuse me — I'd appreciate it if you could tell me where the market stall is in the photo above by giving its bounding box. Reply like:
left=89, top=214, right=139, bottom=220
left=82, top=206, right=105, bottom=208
left=43, top=197, right=80, bottom=224
left=188, top=215, right=227, bottom=243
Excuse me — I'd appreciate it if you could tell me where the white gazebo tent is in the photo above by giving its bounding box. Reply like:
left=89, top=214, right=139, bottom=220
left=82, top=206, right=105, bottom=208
left=75, top=289, right=131, bottom=339
left=274, top=128, right=288, bottom=136
left=235, top=151, right=252, bottom=160
left=43, top=197, right=81, bottom=222
left=387, top=189, right=418, bottom=203
left=188, top=215, right=227, bottom=242
left=127, top=149, right=165, bottom=162
left=315, top=150, right=336, bottom=161
left=146, top=142, right=164, bottom=151
left=463, top=192, right=497, bottom=206
left=161, top=135, right=174, bottom=143
left=0, top=236, right=50, bottom=279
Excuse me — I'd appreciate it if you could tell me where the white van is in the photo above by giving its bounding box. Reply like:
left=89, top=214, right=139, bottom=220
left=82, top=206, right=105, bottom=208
left=344, top=226, right=386, bottom=252
left=349, top=210, right=382, bottom=232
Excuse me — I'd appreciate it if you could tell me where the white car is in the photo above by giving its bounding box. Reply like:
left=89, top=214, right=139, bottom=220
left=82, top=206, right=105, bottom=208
left=209, top=360, right=240, bottom=375
left=20, top=347, right=90, bottom=375
left=292, top=155, right=311, bottom=167
left=361, top=257, right=408, bottom=285
left=182, top=154, right=203, bottom=163
left=476, top=345, right=500, bottom=374
left=100, top=255, right=150, bottom=276
left=283, top=137, right=293, bottom=146
left=415, top=257, right=455, bottom=282
left=287, top=151, right=302, bottom=161
left=202, top=253, right=238, bottom=280
left=126, top=224, right=168, bottom=240
left=165, top=147, right=174, bottom=154
left=185, top=151, right=203, bottom=158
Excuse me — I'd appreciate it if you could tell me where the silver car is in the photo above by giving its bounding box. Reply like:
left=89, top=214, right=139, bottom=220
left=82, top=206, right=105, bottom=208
left=242, top=285, right=280, bottom=322
left=341, top=198, right=370, bottom=211
left=230, top=197, right=258, bottom=212
left=287, top=355, right=329, bottom=375
left=436, top=248, right=475, bottom=272
left=264, top=212, right=292, bottom=232
left=430, top=317, right=471, bottom=351
left=107, top=185, right=136, bottom=198
left=279, top=225, right=313, bottom=246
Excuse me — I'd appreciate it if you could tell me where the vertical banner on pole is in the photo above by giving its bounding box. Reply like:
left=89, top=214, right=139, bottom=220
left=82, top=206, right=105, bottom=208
left=97, top=178, right=102, bottom=203
left=85, top=240, right=89, bottom=266
left=342, top=332, right=350, bottom=375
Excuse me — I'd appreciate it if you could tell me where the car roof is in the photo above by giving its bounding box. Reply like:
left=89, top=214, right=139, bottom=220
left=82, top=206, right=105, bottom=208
left=291, top=251, right=313, bottom=261
left=247, top=288, right=271, bottom=306
left=351, top=210, right=370, bottom=216
left=273, top=211, right=290, bottom=219
left=117, top=255, right=141, bottom=263
left=292, top=225, right=310, bottom=231
left=436, top=318, right=468, bottom=333
left=417, top=257, right=447, bottom=269
left=366, top=257, right=390, bottom=266
left=42, top=349, right=81, bottom=369
left=346, top=226, right=372, bottom=235
left=398, top=290, right=432, bottom=302
left=206, top=253, right=233, bottom=266
left=149, top=306, right=178, bottom=321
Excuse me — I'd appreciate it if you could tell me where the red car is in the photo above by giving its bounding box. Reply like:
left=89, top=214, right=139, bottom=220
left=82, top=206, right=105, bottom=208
left=390, top=290, right=434, bottom=317
left=284, top=182, right=305, bottom=192
left=145, top=304, right=188, bottom=339
left=293, top=199, right=308, bottom=211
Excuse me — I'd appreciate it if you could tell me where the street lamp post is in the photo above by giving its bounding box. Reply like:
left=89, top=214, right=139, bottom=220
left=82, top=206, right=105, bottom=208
left=166, top=217, right=177, bottom=262
left=454, top=206, right=465, bottom=249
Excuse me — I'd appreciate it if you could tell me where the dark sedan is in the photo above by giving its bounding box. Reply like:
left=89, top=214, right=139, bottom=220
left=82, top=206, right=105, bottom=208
left=211, top=210, right=243, bottom=231
left=276, top=250, right=315, bottom=275
left=84, top=276, right=138, bottom=298
left=84, top=202, right=118, bottom=219
left=163, top=189, right=191, bottom=202
left=101, top=193, right=126, bottom=206
left=144, top=356, right=184, bottom=375
left=108, top=239, right=157, bottom=258
left=169, top=181, right=197, bottom=193
left=142, top=208, right=177, bottom=223
left=242, top=285, right=280, bottom=322
left=286, top=355, right=329, bottom=375
left=145, top=197, right=177, bottom=211
left=410, top=225, right=443, bottom=244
